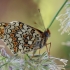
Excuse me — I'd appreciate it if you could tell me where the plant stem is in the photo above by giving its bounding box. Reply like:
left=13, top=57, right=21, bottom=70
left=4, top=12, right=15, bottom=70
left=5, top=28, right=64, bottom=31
left=48, top=0, right=68, bottom=29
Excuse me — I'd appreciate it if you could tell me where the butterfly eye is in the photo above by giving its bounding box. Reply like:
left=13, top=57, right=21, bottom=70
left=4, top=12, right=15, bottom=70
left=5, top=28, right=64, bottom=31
left=45, top=33, right=50, bottom=37
left=44, top=29, right=51, bottom=37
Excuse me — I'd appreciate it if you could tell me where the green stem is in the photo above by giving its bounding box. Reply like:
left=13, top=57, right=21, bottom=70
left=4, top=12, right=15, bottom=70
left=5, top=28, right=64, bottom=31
left=48, top=0, right=68, bottom=29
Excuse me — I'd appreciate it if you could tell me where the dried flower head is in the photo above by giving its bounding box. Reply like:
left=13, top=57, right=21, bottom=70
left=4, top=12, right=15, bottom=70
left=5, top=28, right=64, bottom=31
left=56, top=1, right=70, bottom=35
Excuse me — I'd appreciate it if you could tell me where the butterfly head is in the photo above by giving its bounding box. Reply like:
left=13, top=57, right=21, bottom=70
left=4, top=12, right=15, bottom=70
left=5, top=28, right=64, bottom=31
left=44, top=29, right=51, bottom=37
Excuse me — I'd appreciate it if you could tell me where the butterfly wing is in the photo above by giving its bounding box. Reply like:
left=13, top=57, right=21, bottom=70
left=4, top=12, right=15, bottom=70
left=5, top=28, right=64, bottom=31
left=0, top=0, right=45, bottom=32
left=0, top=0, right=66, bottom=32
left=20, top=0, right=46, bottom=32
left=3, top=21, right=43, bottom=54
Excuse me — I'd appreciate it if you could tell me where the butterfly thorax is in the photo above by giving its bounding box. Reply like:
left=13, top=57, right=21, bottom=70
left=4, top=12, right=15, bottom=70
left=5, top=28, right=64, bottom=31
left=36, top=29, right=47, bottom=47
left=42, top=29, right=50, bottom=46
left=36, top=28, right=51, bottom=49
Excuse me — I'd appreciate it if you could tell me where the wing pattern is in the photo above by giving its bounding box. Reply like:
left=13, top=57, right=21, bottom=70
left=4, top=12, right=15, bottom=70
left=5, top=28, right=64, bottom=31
left=3, top=21, right=44, bottom=54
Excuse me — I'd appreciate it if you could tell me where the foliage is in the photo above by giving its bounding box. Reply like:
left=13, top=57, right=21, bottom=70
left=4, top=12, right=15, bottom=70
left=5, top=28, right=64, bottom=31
left=0, top=48, right=68, bottom=70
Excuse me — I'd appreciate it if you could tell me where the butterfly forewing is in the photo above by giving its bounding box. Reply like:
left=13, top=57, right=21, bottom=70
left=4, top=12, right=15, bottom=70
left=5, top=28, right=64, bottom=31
left=24, top=6, right=45, bottom=32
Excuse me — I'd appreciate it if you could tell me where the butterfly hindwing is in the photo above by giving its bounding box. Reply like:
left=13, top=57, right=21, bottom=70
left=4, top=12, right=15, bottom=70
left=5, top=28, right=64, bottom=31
left=3, top=21, right=43, bottom=54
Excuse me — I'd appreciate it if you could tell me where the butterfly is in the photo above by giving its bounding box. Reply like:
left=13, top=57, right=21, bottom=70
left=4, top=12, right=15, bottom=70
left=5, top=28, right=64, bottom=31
left=0, top=20, right=51, bottom=56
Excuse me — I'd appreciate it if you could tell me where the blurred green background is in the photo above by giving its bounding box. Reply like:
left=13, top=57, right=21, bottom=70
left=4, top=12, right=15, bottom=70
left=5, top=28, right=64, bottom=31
left=0, top=0, right=70, bottom=69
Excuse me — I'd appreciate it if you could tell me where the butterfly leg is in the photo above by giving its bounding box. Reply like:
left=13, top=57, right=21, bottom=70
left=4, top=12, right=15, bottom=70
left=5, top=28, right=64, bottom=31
left=32, top=49, right=37, bottom=57
left=46, top=42, right=51, bottom=57
left=39, top=48, right=41, bottom=55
